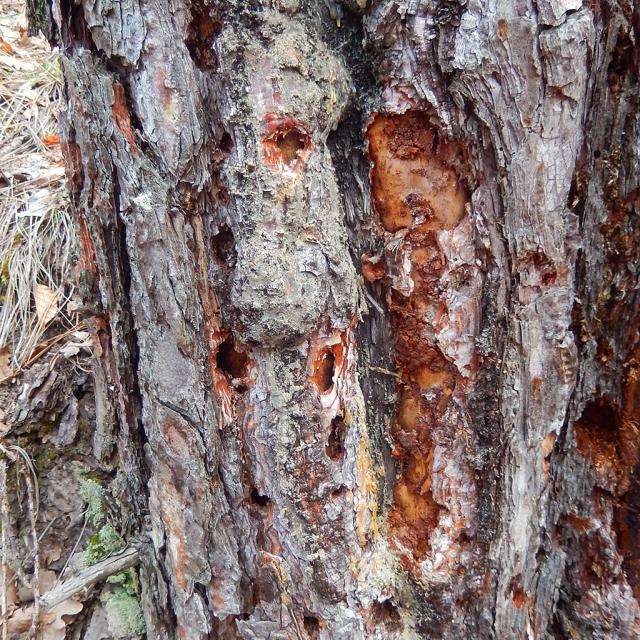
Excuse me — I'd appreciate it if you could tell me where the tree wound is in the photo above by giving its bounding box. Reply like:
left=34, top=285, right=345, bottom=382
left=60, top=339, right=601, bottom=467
left=368, top=111, right=475, bottom=569
left=262, top=122, right=311, bottom=173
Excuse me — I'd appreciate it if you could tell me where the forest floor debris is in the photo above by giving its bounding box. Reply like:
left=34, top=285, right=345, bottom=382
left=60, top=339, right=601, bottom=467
left=0, top=0, right=88, bottom=379
left=0, top=3, right=104, bottom=638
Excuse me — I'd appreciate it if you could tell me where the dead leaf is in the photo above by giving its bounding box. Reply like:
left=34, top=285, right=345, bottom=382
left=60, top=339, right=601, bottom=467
left=59, top=344, right=80, bottom=358
left=42, top=134, right=60, bottom=146
left=0, top=37, right=14, bottom=54
left=0, top=345, right=13, bottom=379
left=44, top=543, right=63, bottom=567
left=5, top=605, right=32, bottom=636
left=60, top=330, right=92, bottom=358
left=17, top=569, right=57, bottom=603
left=42, top=599, right=83, bottom=640
left=34, top=283, right=59, bottom=326
left=5, top=599, right=83, bottom=640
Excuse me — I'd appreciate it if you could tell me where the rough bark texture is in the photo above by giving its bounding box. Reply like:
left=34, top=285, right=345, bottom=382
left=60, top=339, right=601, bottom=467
left=24, top=0, right=638, bottom=637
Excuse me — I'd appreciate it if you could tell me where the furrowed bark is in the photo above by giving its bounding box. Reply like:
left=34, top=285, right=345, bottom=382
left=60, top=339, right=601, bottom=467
left=48, top=0, right=639, bottom=638
left=54, top=2, right=385, bottom=636
left=366, top=0, right=639, bottom=637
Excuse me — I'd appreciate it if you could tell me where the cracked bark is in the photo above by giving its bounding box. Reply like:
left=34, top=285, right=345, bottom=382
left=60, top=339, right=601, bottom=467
left=49, top=0, right=639, bottom=637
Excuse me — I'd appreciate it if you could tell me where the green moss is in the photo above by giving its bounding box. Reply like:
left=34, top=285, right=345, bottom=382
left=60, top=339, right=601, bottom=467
left=35, top=447, right=58, bottom=468
left=78, top=477, right=105, bottom=527
left=103, top=588, right=146, bottom=638
left=26, top=0, right=52, bottom=39
left=84, top=524, right=124, bottom=566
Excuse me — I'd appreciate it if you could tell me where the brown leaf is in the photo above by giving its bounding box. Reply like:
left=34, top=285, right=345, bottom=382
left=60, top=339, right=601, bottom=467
left=6, top=605, right=33, bottom=636
left=44, top=543, right=63, bottom=566
left=34, top=283, right=59, bottom=326
left=5, top=599, right=83, bottom=640
left=42, top=599, right=83, bottom=640
left=42, top=134, right=60, bottom=146
left=0, top=38, right=14, bottom=54
left=17, top=569, right=57, bottom=603
left=0, top=345, right=13, bottom=379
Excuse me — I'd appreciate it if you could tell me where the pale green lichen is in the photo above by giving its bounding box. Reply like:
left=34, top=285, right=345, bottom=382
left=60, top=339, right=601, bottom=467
left=103, top=587, right=146, bottom=638
left=107, top=568, right=138, bottom=596
left=78, top=477, right=105, bottom=527
left=84, top=523, right=124, bottom=566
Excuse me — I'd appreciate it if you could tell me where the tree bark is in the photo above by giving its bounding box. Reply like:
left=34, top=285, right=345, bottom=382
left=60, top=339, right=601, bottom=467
left=46, top=0, right=639, bottom=637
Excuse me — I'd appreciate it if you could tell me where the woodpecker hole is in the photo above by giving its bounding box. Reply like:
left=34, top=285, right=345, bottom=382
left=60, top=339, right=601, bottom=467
left=185, top=9, right=221, bottom=70
left=303, top=616, right=321, bottom=639
left=216, top=339, right=248, bottom=380
left=250, top=488, right=270, bottom=507
left=262, top=123, right=311, bottom=171
left=326, top=416, right=346, bottom=461
left=313, top=349, right=335, bottom=394
left=212, top=225, right=237, bottom=268
left=369, top=600, right=403, bottom=633
left=219, top=131, right=234, bottom=153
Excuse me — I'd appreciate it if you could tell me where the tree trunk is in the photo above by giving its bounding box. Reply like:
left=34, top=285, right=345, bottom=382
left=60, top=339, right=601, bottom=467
left=46, top=0, right=639, bottom=637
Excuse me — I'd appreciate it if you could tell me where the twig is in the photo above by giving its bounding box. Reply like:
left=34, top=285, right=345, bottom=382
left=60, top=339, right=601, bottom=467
left=369, top=366, right=401, bottom=379
left=8, top=446, right=38, bottom=517
left=40, top=547, right=139, bottom=612
left=0, top=461, right=8, bottom=640
left=363, top=288, right=385, bottom=315
left=37, top=517, right=57, bottom=542
left=0, top=451, right=30, bottom=590
left=25, top=470, right=39, bottom=639
left=0, top=322, right=86, bottom=384
left=53, top=517, right=87, bottom=590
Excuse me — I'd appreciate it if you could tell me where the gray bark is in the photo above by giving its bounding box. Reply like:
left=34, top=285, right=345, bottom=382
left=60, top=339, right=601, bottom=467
left=28, top=0, right=639, bottom=637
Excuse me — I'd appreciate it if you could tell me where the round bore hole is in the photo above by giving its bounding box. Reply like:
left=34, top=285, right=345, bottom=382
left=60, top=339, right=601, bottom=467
left=262, top=124, right=311, bottom=171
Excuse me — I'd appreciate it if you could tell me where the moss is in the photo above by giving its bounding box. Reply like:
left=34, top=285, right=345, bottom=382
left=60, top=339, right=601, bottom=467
left=103, top=587, right=146, bottom=638
left=78, top=477, right=105, bottom=527
left=35, top=446, right=58, bottom=468
left=26, top=0, right=52, bottom=39
left=84, top=523, right=124, bottom=566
